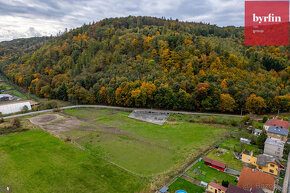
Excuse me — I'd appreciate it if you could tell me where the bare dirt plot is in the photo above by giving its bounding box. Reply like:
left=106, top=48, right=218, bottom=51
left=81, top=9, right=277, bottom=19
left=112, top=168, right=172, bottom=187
left=29, top=113, right=142, bottom=140
left=29, top=114, right=63, bottom=125
left=29, top=114, right=82, bottom=134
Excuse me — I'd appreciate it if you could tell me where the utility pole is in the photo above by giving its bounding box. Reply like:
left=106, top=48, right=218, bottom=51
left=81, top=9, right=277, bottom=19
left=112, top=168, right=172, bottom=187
left=278, top=109, right=280, bottom=117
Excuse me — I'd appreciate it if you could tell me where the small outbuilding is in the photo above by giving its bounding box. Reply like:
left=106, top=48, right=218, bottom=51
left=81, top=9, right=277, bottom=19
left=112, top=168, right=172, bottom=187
left=204, top=158, right=226, bottom=171
left=200, top=181, right=208, bottom=187
left=0, top=94, right=14, bottom=101
left=253, top=129, right=262, bottom=136
left=240, top=138, right=251, bottom=144
left=159, top=186, right=169, bottom=193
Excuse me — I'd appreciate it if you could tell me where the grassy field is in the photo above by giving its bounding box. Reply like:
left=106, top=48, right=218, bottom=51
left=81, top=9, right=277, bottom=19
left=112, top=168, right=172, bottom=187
left=185, top=161, right=237, bottom=185
left=0, top=107, right=233, bottom=192
left=206, top=149, right=243, bottom=171
left=169, top=178, right=205, bottom=193
left=63, top=108, right=230, bottom=177
left=0, top=129, right=144, bottom=193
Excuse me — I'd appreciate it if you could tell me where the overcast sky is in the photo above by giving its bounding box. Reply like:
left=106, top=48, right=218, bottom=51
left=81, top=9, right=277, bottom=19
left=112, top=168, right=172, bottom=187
left=0, top=0, right=246, bottom=42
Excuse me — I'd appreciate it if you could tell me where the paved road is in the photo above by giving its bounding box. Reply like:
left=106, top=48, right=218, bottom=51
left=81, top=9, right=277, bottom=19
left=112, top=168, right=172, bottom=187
left=3, top=105, right=243, bottom=120
left=282, top=153, right=290, bottom=193
left=225, top=168, right=240, bottom=176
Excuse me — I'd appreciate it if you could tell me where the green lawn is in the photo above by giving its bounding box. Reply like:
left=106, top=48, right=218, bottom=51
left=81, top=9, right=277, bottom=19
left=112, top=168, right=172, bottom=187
left=0, top=129, right=144, bottom=193
left=169, top=178, right=205, bottom=193
left=186, top=161, right=237, bottom=185
left=63, top=108, right=229, bottom=177
left=219, top=138, right=260, bottom=154
left=206, top=149, right=243, bottom=171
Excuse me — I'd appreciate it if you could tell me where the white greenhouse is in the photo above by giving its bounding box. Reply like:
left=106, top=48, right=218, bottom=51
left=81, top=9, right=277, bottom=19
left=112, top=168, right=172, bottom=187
left=0, top=102, right=31, bottom=115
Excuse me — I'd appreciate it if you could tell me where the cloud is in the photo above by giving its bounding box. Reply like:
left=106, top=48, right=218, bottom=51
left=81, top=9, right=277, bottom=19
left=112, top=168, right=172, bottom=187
left=0, top=0, right=245, bottom=42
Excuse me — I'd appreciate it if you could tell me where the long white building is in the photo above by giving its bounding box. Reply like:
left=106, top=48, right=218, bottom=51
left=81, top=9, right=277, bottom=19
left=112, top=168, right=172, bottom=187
left=0, top=101, right=31, bottom=115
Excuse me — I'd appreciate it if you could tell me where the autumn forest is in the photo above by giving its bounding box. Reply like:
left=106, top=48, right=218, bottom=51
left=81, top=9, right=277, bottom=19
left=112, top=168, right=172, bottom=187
left=0, top=16, right=289, bottom=114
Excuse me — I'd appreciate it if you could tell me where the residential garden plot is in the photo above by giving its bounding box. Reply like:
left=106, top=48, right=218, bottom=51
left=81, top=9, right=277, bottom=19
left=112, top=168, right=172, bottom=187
left=206, top=149, right=243, bottom=171
left=185, top=161, right=237, bottom=185
left=60, top=107, right=229, bottom=177
left=219, top=138, right=261, bottom=154
left=0, top=129, right=144, bottom=193
left=169, top=178, right=205, bottom=193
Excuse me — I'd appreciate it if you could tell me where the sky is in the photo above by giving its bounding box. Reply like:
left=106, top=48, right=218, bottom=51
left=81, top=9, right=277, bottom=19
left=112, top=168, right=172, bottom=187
left=0, top=0, right=246, bottom=42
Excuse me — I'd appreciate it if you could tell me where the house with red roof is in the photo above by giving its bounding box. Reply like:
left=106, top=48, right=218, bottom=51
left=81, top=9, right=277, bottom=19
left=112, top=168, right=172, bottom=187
left=227, top=184, right=265, bottom=193
left=204, top=158, right=226, bottom=171
left=237, top=167, right=275, bottom=193
left=206, top=182, right=227, bottom=193
left=264, top=117, right=290, bottom=131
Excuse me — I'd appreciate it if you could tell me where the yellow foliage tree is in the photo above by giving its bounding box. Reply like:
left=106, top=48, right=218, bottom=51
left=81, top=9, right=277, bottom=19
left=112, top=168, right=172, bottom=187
left=220, top=79, right=227, bottom=89
left=246, top=94, right=266, bottom=114
left=132, top=39, right=138, bottom=47
left=219, top=94, right=236, bottom=112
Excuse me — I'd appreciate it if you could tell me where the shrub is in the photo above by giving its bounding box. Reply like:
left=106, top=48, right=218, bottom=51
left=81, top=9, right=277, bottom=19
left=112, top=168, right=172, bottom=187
left=257, top=130, right=267, bottom=149
left=230, top=119, right=238, bottom=126
left=241, top=115, right=250, bottom=124
left=222, top=180, right=229, bottom=187
left=22, top=105, right=29, bottom=113
left=200, top=117, right=211, bottom=123
left=222, top=119, right=229, bottom=125
left=65, top=136, right=72, bottom=142
left=284, top=143, right=290, bottom=157
left=250, top=136, right=257, bottom=145
left=262, top=115, right=268, bottom=123
left=53, top=107, right=62, bottom=112
left=10, top=118, right=21, bottom=129
left=40, top=101, right=58, bottom=110
left=209, top=116, right=215, bottom=123
left=33, top=105, right=38, bottom=111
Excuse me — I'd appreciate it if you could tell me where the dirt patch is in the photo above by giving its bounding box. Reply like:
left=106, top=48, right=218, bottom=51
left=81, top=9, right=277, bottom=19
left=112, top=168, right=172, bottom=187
left=30, top=114, right=63, bottom=125
left=29, top=114, right=82, bottom=133
left=29, top=112, right=172, bottom=151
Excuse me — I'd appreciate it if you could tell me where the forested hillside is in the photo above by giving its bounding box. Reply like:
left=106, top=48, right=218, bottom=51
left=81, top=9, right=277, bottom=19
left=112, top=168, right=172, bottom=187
left=0, top=37, right=53, bottom=64
left=0, top=16, right=289, bottom=114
